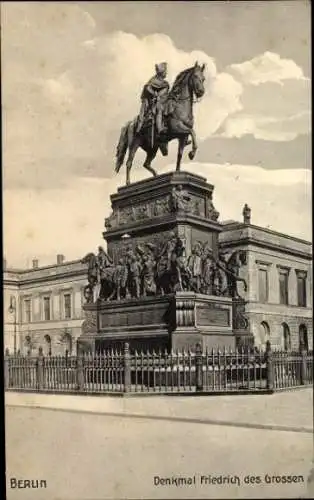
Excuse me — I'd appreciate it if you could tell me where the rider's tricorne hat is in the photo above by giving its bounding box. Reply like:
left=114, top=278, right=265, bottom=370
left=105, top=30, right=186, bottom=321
left=155, top=62, right=167, bottom=74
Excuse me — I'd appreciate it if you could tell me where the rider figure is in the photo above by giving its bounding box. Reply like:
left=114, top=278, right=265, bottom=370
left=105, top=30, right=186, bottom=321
left=97, top=246, right=113, bottom=269
left=96, top=246, right=113, bottom=280
left=136, top=62, right=170, bottom=155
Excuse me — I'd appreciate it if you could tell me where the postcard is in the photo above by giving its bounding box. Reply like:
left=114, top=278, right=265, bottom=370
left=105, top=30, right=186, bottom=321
left=3, top=2, right=312, bottom=499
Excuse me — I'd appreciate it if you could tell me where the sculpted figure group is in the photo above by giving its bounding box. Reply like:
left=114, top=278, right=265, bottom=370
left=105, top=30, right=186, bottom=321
left=81, top=240, right=247, bottom=304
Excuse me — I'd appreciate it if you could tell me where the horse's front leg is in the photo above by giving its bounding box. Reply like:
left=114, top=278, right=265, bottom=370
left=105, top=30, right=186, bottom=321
left=188, top=129, right=197, bottom=160
left=176, top=136, right=186, bottom=171
left=143, top=146, right=158, bottom=177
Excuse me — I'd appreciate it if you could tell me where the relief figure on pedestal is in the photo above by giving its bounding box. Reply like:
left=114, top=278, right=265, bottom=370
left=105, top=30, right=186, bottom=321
left=201, top=252, right=214, bottom=295
left=124, top=245, right=142, bottom=299
left=206, top=192, right=220, bottom=221
left=188, top=242, right=203, bottom=292
left=170, top=185, right=191, bottom=213
left=153, top=197, right=171, bottom=217
left=217, top=250, right=247, bottom=298
left=96, top=246, right=115, bottom=300
left=135, top=204, right=149, bottom=220
left=112, top=259, right=128, bottom=301
left=105, top=211, right=119, bottom=230
left=137, top=244, right=157, bottom=297
left=171, top=237, right=191, bottom=291
left=81, top=252, right=98, bottom=303
left=210, top=261, right=227, bottom=296
left=120, top=206, right=135, bottom=225
left=155, top=235, right=191, bottom=293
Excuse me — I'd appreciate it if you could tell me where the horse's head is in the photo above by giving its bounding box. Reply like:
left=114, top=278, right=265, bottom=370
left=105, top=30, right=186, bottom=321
left=170, top=63, right=206, bottom=101
left=190, top=61, right=206, bottom=99
left=81, top=252, right=96, bottom=265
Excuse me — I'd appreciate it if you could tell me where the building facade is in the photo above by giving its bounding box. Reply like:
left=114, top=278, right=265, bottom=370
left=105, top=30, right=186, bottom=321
left=3, top=255, right=86, bottom=355
left=3, top=216, right=312, bottom=354
left=220, top=217, right=312, bottom=351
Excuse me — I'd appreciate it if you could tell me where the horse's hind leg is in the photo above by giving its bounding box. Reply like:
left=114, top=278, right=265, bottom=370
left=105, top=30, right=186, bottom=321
left=125, top=130, right=139, bottom=185
left=176, top=136, right=186, bottom=171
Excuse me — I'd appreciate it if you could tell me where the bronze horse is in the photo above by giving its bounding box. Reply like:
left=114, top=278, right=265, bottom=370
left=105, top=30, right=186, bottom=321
left=115, top=62, right=206, bottom=185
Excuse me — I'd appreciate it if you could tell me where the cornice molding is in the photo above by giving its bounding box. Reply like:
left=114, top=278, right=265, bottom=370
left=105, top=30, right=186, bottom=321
left=219, top=237, right=312, bottom=261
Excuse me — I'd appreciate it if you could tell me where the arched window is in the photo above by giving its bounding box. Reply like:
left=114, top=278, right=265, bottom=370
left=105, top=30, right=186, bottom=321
left=44, top=334, right=52, bottom=356
left=259, top=321, right=270, bottom=347
left=24, top=335, right=33, bottom=355
left=282, top=323, right=291, bottom=351
left=299, top=324, right=308, bottom=351
left=63, top=331, right=73, bottom=355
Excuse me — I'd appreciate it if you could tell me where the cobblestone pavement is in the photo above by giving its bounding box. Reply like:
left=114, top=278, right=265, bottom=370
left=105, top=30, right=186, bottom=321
left=5, top=390, right=313, bottom=500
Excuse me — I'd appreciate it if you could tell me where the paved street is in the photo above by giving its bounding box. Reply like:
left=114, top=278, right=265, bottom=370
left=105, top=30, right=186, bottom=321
left=5, top=390, right=313, bottom=500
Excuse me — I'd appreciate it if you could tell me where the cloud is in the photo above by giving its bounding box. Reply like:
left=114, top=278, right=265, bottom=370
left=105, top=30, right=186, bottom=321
left=3, top=163, right=311, bottom=268
left=2, top=3, right=243, bottom=189
left=2, top=2, right=311, bottom=194
left=227, top=51, right=305, bottom=85
left=220, top=111, right=311, bottom=142
left=219, top=59, right=310, bottom=141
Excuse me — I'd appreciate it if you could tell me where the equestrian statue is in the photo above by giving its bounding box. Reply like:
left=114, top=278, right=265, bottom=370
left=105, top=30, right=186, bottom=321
left=115, top=61, right=206, bottom=185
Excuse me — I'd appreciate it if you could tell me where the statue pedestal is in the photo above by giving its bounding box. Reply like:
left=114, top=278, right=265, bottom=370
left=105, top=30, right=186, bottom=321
left=78, top=170, right=250, bottom=353
left=103, top=170, right=221, bottom=262
left=79, top=292, right=235, bottom=352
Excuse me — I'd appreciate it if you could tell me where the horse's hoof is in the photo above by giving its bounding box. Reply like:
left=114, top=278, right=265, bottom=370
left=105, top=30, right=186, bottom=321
left=188, top=151, right=195, bottom=160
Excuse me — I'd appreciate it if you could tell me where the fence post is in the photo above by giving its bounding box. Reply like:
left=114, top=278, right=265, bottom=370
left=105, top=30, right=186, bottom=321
left=4, top=348, right=10, bottom=389
left=265, top=340, right=273, bottom=391
left=76, top=350, right=84, bottom=391
left=37, top=347, right=44, bottom=391
left=124, top=343, right=131, bottom=393
left=195, top=343, right=203, bottom=392
left=300, top=344, right=307, bottom=385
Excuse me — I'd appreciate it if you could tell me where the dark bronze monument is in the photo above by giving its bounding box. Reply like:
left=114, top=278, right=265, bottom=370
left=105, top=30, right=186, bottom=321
left=78, top=62, right=253, bottom=353
left=79, top=170, right=251, bottom=353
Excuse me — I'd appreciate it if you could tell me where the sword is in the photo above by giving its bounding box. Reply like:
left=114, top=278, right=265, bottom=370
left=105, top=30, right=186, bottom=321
left=151, top=99, right=156, bottom=149
left=151, top=114, right=154, bottom=149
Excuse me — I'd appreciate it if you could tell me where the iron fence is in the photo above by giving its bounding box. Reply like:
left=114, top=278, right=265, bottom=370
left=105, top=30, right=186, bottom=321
left=4, top=343, right=313, bottom=395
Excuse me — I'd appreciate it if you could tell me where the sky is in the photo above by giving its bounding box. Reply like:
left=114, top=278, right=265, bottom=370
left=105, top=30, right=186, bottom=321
left=2, top=1, right=311, bottom=268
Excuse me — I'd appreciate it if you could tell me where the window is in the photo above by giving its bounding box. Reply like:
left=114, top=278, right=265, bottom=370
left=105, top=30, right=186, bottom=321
left=299, top=324, right=309, bottom=351
left=282, top=323, right=291, bottom=351
left=64, top=294, right=72, bottom=319
left=43, top=296, right=51, bottom=321
left=296, top=272, right=307, bottom=307
left=24, top=299, right=32, bottom=323
left=62, top=331, right=73, bottom=355
left=24, top=335, right=34, bottom=355
left=279, top=270, right=289, bottom=305
left=258, top=268, right=268, bottom=303
left=259, top=321, right=270, bottom=346
left=44, top=334, right=52, bottom=356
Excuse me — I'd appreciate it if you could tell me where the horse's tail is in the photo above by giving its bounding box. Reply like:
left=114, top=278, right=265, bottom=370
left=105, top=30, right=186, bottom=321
left=115, top=122, right=130, bottom=173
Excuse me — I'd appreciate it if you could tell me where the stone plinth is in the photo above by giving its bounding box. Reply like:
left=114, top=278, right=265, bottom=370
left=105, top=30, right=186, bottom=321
left=172, top=292, right=235, bottom=350
left=104, top=171, right=221, bottom=261
left=79, top=292, right=235, bottom=352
